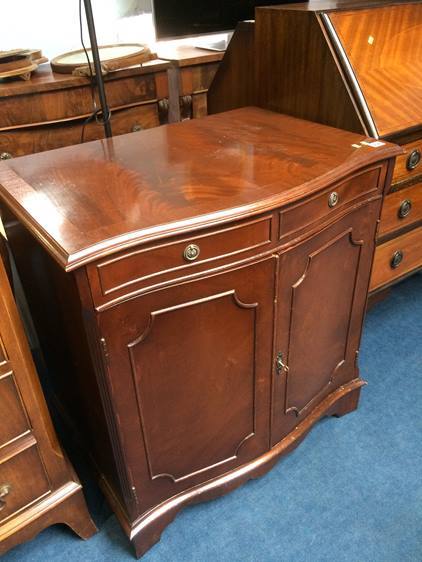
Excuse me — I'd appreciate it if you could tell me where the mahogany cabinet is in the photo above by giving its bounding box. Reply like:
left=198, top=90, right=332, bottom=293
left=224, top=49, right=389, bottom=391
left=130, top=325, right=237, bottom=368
left=208, top=0, right=422, bottom=294
left=0, top=60, right=170, bottom=160
left=0, top=250, right=96, bottom=556
left=0, top=108, right=400, bottom=557
left=0, top=47, right=223, bottom=163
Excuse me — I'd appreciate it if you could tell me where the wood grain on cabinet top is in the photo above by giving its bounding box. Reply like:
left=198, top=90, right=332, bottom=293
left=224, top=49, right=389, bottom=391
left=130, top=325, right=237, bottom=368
left=0, top=107, right=401, bottom=271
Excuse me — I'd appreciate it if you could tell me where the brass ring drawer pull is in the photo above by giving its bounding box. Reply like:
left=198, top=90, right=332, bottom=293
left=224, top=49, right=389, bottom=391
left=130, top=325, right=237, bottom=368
left=406, top=149, right=421, bottom=171
left=0, top=152, right=12, bottom=160
left=183, top=243, right=200, bottom=262
left=328, top=192, right=339, bottom=208
left=0, top=483, right=11, bottom=511
left=391, top=250, right=404, bottom=269
left=398, top=199, right=412, bottom=219
left=131, top=124, right=143, bottom=133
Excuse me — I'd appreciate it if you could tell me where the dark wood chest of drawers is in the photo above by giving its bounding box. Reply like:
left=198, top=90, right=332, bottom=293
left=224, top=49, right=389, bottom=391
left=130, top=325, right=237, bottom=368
left=0, top=60, right=170, bottom=160
left=0, top=107, right=400, bottom=556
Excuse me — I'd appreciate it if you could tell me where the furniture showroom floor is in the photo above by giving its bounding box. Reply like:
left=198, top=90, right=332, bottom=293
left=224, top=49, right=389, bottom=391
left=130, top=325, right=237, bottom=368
left=4, top=273, right=422, bottom=562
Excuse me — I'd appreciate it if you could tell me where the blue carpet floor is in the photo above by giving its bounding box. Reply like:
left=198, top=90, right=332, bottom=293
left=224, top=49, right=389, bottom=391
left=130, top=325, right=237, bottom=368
left=4, top=273, right=422, bottom=562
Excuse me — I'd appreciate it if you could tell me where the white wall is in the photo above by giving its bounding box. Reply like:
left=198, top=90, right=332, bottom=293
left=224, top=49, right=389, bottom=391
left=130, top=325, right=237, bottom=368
left=1, top=0, right=155, bottom=59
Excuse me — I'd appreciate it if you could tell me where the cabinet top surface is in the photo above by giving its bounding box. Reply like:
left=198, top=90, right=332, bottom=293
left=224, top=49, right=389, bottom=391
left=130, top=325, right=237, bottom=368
left=0, top=107, right=400, bottom=271
left=267, top=0, right=420, bottom=12
left=155, top=44, right=224, bottom=67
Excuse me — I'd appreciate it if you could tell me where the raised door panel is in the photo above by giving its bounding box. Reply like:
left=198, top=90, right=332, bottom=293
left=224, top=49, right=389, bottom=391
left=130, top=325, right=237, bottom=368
left=271, top=202, right=380, bottom=446
left=99, top=257, right=276, bottom=514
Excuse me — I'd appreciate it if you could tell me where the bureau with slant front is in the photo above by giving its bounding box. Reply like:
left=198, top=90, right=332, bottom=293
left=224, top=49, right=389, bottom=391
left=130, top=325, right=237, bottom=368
left=0, top=108, right=401, bottom=557
left=208, top=1, right=422, bottom=295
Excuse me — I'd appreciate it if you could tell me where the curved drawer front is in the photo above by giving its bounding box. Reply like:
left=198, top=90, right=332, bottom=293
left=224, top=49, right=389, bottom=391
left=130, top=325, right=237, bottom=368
left=392, top=140, right=422, bottom=185
left=379, top=180, right=422, bottom=238
left=0, top=73, right=159, bottom=129
left=370, top=226, right=422, bottom=291
left=279, top=166, right=383, bottom=242
left=0, top=103, right=160, bottom=158
left=0, top=444, right=50, bottom=523
left=88, top=215, right=273, bottom=308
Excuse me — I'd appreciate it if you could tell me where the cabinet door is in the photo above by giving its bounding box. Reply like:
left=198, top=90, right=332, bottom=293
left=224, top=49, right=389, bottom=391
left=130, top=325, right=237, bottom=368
left=271, top=202, right=380, bottom=446
left=98, top=257, right=275, bottom=513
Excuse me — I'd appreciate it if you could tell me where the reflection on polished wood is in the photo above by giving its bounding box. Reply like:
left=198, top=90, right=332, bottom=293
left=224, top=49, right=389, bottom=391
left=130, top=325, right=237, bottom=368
left=330, top=3, right=422, bottom=138
left=0, top=108, right=399, bottom=271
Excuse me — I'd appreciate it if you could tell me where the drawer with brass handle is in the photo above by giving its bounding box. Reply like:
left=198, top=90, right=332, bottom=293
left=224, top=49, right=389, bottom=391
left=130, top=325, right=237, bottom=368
left=392, top=140, right=422, bottom=184
left=0, top=104, right=160, bottom=158
left=279, top=166, right=384, bottom=241
left=0, top=445, right=50, bottom=523
left=87, top=214, right=273, bottom=307
left=378, top=180, right=422, bottom=238
left=370, top=225, right=422, bottom=291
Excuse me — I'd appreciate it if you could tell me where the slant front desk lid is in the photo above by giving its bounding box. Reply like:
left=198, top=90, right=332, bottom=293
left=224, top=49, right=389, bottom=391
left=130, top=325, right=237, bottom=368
left=0, top=108, right=400, bottom=271
left=267, top=1, right=422, bottom=139
left=329, top=3, right=422, bottom=138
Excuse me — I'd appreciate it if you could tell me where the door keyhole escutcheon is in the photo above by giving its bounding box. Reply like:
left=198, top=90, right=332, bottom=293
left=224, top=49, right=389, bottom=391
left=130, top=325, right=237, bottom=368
left=276, top=352, right=289, bottom=375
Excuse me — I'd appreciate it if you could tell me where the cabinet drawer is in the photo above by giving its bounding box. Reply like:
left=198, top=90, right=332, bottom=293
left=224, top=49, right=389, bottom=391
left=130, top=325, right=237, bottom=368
left=0, top=73, right=160, bottom=129
left=379, top=181, right=422, bottom=238
left=0, top=371, right=30, bottom=449
left=88, top=215, right=273, bottom=305
left=0, top=444, right=50, bottom=523
left=370, top=226, right=422, bottom=291
left=279, top=166, right=383, bottom=241
left=392, top=140, right=422, bottom=184
left=180, top=62, right=220, bottom=96
left=0, top=103, right=160, bottom=158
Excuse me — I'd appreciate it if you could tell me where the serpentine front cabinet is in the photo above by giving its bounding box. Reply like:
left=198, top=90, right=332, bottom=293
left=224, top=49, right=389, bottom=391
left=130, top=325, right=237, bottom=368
left=0, top=108, right=401, bottom=557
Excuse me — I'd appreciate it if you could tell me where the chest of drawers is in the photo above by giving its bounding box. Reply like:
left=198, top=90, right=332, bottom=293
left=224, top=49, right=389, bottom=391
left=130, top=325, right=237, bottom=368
left=0, top=107, right=400, bottom=556
left=0, top=60, right=170, bottom=161
left=0, top=251, right=96, bottom=556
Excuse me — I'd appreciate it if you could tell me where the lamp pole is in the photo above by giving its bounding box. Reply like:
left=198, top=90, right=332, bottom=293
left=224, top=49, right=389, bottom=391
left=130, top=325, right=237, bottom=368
left=83, top=0, right=113, bottom=138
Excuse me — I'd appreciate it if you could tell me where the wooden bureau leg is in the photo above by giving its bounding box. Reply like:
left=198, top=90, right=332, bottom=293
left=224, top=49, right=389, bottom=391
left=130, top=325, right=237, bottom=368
left=0, top=485, right=97, bottom=556
left=329, top=386, right=363, bottom=418
left=56, top=487, right=98, bottom=540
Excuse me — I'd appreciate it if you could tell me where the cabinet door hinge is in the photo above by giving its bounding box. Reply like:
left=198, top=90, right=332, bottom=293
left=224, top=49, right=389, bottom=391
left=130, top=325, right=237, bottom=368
left=100, top=337, right=109, bottom=365
left=131, top=485, right=140, bottom=508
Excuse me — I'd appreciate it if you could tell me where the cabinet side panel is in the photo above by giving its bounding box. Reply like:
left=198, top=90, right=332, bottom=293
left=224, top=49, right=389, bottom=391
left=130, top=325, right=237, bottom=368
left=255, top=9, right=364, bottom=133
left=5, top=221, right=123, bottom=502
left=207, top=21, right=256, bottom=115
